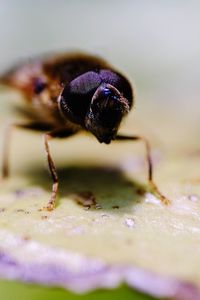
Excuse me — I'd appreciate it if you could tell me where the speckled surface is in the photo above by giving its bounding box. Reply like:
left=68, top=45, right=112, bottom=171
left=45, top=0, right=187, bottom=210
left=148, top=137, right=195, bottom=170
left=0, top=85, right=199, bottom=298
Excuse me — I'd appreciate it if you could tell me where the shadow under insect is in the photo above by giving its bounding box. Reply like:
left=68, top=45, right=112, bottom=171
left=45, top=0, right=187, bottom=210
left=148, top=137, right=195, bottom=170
left=29, top=165, right=145, bottom=211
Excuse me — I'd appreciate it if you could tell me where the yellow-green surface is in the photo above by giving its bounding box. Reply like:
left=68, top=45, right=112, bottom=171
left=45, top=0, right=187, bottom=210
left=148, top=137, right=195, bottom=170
left=0, top=142, right=200, bottom=282
left=0, top=87, right=200, bottom=300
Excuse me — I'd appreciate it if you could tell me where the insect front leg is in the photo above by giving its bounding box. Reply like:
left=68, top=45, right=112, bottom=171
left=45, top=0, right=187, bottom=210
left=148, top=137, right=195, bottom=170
left=115, top=134, right=171, bottom=205
left=43, top=133, right=58, bottom=211
left=2, top=123, right=12, bottom=178
left=2, top=122, right=77, bottom=211
left=43, top=128, right=78, bottom=211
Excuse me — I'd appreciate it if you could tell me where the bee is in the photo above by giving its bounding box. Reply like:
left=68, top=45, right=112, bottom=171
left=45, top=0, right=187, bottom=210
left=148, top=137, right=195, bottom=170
left=0, top=52, right=170, bottom=210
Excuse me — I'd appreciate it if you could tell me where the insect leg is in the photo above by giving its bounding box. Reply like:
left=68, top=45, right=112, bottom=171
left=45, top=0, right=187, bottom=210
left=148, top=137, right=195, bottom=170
left=115, top=134, right=170, bottom=205
left=43, top=129, right=77, bottom=211
left=2, top=122, right=77, bottom=210
left=43, top=133, right=58, bottom=211
left=2, top=123, right=13, bottom=178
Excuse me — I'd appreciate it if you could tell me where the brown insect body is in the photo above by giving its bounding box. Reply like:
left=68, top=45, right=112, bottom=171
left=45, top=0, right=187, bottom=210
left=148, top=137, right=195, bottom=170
left=0, top=52, right=170, bottom=210
left=1, top=53, right=133, bottom=142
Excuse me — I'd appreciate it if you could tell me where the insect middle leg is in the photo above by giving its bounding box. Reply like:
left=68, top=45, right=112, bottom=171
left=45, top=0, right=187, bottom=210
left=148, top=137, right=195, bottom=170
left=116, top=134, right=171, bottom=205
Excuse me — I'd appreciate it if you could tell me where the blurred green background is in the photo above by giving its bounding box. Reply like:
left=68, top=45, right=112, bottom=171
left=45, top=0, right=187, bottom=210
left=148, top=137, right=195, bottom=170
left=0, top=1, right=200, bottom=299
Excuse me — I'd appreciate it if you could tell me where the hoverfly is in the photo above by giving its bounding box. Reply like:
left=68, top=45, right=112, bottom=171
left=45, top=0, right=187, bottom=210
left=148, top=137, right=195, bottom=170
left=0, top=52, right=170, bottom=210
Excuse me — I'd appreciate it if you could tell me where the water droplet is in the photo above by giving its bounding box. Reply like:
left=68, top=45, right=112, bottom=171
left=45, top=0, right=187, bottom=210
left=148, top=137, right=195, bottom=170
left=145, top=193, right=160, bottom=205
left=124, top=218, right=135, bottom=228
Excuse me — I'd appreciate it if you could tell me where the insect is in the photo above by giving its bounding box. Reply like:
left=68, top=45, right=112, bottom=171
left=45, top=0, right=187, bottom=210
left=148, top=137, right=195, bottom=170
left=0, top=52, right=170, bottom=211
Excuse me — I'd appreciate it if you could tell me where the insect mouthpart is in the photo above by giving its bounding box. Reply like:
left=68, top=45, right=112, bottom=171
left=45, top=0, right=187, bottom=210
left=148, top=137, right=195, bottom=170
left=84, top=84, right=130, bottom=144
left=97, top=134, right=115, bottom=144
left=85, top=112, right=119, bottom=144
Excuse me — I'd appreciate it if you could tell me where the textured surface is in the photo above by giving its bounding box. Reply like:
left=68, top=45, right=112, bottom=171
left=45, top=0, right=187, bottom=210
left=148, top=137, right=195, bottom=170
left=0, top=86, right=200, bottom=299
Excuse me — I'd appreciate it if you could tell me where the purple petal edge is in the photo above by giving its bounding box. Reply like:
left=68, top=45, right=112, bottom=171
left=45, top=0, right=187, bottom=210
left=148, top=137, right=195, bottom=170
left=0, top=251, right=199, bottom=300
